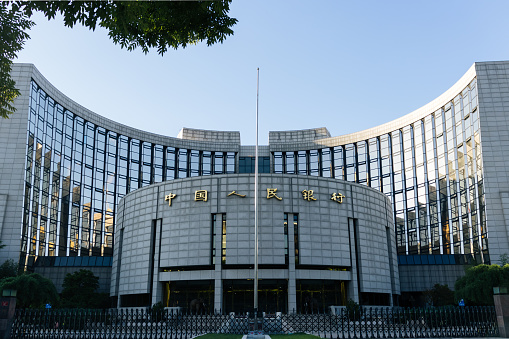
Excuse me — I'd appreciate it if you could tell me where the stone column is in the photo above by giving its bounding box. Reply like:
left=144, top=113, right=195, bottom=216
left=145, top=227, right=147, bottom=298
left=494, top=291, right=509, bottom=337
left=0, top=292, right=17, bottom=339
left=214, top=215, right=223, bottom=312
left=287, top=213, right=297, bottom=312
left=347, top=218, right=359, bottom=303
left=151, top=218, right=163, bottom=306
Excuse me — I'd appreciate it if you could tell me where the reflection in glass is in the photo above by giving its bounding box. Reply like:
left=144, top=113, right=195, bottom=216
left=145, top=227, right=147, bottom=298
left=267, top=79, right=485, bottom=261
left=22, top=82, right=241, bottom=270
left=21, top=78, right=485, bottom=270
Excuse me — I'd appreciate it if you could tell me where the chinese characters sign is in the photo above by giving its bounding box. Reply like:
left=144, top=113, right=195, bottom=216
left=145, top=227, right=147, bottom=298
left=302, top=190, right=317, bottom=201
left=163, top=188, right=345, bottom=206
left=331, top=192, right=345, bottom=204
left=267, top=188, right=282, bottom=200
left=227, top=191, right=246, bottom=198
left=165, top=193, right=177, bottom=206
left=194, top=190, right=208, bottom=202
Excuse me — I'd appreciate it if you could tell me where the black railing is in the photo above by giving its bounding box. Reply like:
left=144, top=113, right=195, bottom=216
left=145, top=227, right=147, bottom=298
left=10, top=306, right=499, bottom=338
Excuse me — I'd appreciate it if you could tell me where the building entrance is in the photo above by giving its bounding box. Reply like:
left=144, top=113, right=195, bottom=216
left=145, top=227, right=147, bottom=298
left=222, top=279, right=288, bottom=313
left=163, top=280, right=214, bottom=312
left=296, top=280, right=346, bottom=313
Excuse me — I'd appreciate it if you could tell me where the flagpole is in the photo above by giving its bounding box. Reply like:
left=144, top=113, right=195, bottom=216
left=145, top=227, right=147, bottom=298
left=254, top=68, right=259, bottom=324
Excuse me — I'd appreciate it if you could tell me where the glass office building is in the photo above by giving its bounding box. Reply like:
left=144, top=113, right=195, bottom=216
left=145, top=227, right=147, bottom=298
left=272, top=78, right=484, bottom=261
left=2, top=61, right=509, bottom=304
left=22, top=80, right=237, bottom=265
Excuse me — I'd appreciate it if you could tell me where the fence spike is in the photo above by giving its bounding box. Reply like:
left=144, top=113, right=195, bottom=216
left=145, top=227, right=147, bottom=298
left=7, top=305, right=500, bottom=338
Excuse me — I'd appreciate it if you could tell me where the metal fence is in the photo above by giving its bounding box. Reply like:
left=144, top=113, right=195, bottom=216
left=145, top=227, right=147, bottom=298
left=10, top=306, right=499, bottom=338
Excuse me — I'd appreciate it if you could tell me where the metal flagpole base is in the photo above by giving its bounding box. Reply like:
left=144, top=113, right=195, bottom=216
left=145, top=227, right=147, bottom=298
left=246, top=308, right=264, bottom=338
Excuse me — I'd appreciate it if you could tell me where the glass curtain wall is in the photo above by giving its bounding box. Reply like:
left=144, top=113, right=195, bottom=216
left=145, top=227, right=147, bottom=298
left=22, top=78, right=485, bottom=267
left=21, top=81, right=237, bottom=268
left=273, top=79, right=487, bottom=263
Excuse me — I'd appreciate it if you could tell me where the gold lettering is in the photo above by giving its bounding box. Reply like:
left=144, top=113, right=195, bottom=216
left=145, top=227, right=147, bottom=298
left=331, top=192, right=345, bottom=204
left=194, top=190, right=208, bottom=202
left=227, top=190, right=246, bottom=198
left=164, top=193, right=177, bottom=206
left=267, top=188, right=282, bottom=200
left=302, top=189, right=317, bottom=201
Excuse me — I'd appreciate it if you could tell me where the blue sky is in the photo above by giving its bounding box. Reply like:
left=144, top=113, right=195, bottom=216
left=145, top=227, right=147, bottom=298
left=15, top=1, right=509, bottom=145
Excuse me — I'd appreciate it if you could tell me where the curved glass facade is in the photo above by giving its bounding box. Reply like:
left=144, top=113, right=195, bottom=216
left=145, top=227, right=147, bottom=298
left=273, top=78, right=487, bottom=262
left=21, top=81, right=236, bottom=267
left=20, top=73, right=486, bottom=269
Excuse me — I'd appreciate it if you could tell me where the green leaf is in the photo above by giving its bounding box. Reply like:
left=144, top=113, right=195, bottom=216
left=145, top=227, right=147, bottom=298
left=0, top=0, right=236, bottom=118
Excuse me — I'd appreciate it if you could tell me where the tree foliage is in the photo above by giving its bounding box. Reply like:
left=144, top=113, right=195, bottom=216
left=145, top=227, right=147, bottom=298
left=11, top=1, right=237, bottom=53
left=346, top=298, right=360, bottom=321
left=0, top=4, right=34, bottom=118
left=454, top=264, right=509, bottom=306
left=423, top=283, right=455, bottom=307
left=0, top=1, right=237, bottom=117
left=500, top=253, right=509, bottom=266
left=0, top=259, right=18, bottom=280
left=61, top=269, right=108, bottom=308
left=0, top=273, right=59, bottom=308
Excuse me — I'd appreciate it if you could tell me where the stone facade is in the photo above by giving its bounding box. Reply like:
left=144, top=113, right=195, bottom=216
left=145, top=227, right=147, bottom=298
left=112, top=174, right=397, bottom=311
left=3, top=61, right=509, bottom=309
